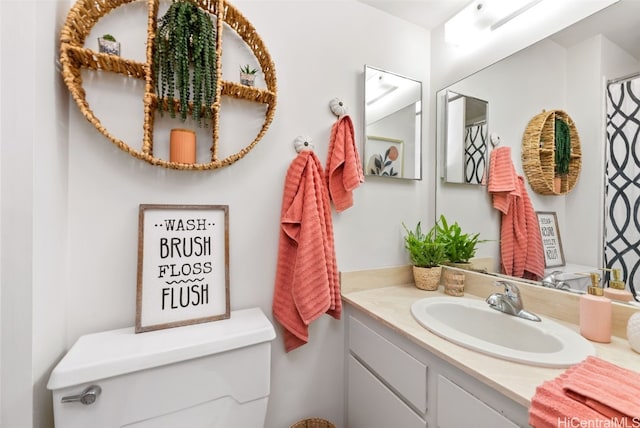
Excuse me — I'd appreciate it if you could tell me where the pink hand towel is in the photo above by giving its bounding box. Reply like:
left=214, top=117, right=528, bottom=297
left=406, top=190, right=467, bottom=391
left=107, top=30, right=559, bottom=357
left=562, top=356, right=640, bottom=421
left=529, top=371, right=610, bottom=428
left=530, top=356, right=640, bottom=427
left=488, top=147, right=544, bottom=281
left=272, top=150, right=340, bottom=352
left=326, top=115, right=364, bottom=212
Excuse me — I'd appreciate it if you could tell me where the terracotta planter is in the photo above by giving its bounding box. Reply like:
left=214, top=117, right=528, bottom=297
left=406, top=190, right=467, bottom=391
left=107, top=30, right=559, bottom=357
left=412, top=265, right=442, bottom=291
left=170, top=128, right=196, bottom=164
left=554, top=176, right=562, bottom=193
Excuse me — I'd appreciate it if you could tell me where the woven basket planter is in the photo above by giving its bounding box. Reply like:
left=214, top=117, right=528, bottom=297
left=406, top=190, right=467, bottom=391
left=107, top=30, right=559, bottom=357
left=521, top=109, right=581, bottom=195
left=412, top=265, right=442, bottom=291
left=290, top=418, right=336, bottom=428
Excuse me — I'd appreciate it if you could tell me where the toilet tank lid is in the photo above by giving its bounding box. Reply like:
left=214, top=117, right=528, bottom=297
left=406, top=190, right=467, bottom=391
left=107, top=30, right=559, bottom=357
left=47, top=307, right=275, bottom=390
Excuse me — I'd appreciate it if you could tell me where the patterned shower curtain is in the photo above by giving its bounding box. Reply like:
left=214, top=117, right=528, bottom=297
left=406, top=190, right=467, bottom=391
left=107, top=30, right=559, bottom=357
left=604, top=77, right=640, bottom=298
left=464, top=122, right=487, bottom=184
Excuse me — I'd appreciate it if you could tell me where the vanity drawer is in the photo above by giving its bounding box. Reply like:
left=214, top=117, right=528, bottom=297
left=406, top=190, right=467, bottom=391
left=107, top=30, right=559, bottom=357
left=348, top=356, right=427, bottom=428
left=348, top=316, right=428, bottom=412
left=436, top=375, right=519, bottom=428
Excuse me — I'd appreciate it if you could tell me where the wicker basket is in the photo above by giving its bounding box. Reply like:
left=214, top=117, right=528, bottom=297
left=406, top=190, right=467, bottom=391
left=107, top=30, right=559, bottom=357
left=412, top=265, right=442, bottom=291
left=59, top=0, right=277, bottom=170
left=521, top=109, right=581, bottom=195
left=290, top=418, right=336, bottom=428
left=443, top=270, right=465, bottom=297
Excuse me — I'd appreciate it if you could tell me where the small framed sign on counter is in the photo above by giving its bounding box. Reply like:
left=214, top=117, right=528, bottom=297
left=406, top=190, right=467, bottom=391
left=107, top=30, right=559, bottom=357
left=135, top=204, right=230, bottom=333
left=536, top=211, right=565, bottom=268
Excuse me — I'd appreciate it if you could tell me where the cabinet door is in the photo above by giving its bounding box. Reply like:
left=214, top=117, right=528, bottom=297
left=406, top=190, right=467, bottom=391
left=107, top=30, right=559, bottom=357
left=349, top=316, right=428, bottom=412
left=436, top=375, right=519, bottom=428
left=348, top=357, right=427, bottom=428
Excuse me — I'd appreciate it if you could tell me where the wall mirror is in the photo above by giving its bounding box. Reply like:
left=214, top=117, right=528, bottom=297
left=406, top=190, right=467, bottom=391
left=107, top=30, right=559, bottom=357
left=364, top=65, right=422, bottom=180
left=435, top=0, right=640, bottom=301
left=442, top=90, right=488, bottom=184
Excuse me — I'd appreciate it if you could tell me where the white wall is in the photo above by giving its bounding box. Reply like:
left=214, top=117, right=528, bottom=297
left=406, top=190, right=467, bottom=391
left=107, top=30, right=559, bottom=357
left=1, top=1, right=431, bottom=427
left=2, top=1, right=70, bottom=427
left=435, top=39, right=567, bottom=266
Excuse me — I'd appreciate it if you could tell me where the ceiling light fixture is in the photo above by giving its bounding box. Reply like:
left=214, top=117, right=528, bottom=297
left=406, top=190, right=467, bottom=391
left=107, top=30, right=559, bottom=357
left=365, top=73, right=399, bottom=105
left=445, top=0, right=543, bottom=46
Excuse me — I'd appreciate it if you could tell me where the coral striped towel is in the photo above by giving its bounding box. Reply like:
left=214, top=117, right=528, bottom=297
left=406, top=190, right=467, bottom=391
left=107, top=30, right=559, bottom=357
left=529, top=370, right=610, bottom=428
left=562, top=356, right=640, bottom=421
left=273, top=150, right=340, bottom=352
left=488, top=147, right=544, bottom=281
left=529, top=356, right=640, bottom=427
left=326, top=115, right=364, bottom=212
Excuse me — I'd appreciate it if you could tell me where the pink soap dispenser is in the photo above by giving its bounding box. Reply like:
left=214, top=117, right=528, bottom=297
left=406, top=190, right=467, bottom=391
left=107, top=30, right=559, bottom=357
left=602, top=268, right=634, bottom=302
left=579, top=272, right=612, bottom=343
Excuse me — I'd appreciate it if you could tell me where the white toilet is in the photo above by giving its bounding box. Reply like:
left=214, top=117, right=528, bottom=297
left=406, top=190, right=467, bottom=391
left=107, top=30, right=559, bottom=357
left=47, top=307, right=275, bottom=428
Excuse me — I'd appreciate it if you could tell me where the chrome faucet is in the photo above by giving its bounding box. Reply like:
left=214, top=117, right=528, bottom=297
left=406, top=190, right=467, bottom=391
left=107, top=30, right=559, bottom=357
left=486, top=280, right=541, bottom=322
left=541, top=271, right=571, bottom=290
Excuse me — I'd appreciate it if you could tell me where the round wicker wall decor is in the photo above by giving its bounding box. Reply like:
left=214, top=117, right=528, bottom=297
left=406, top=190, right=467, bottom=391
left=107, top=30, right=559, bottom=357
left=60, top=0, right=277, bottom=170
left=521, top=110, right=582, bottom=195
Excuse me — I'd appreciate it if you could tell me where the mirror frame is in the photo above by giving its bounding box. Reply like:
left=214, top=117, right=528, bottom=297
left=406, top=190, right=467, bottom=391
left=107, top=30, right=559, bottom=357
left=364, top=65, right=422, bottom=180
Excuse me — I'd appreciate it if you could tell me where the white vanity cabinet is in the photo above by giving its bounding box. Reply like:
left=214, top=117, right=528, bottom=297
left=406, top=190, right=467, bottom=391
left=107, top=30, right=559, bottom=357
left=345, top=305, right=529, bottom=428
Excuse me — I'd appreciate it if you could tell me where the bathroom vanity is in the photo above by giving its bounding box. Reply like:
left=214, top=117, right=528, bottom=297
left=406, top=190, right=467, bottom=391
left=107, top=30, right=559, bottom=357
left=341, top=266, right=640, bottom=428
left=346, top=306, right=527, bottom=427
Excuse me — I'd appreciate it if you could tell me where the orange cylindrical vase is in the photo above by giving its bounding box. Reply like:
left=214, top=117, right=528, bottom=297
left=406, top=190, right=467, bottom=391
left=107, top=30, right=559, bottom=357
left=170, top=128, right=196, bottom=164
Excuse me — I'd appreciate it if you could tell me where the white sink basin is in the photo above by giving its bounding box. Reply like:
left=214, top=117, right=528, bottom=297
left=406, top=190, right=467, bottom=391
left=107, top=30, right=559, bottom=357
left=411, top=296, right=595, bottom=367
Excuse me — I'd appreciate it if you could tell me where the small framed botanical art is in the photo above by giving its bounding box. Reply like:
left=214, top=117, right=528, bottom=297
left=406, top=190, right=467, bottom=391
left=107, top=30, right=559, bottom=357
left=365, top=135, right=404, bottom=177
left=135, top=204, right=230, bottom=333
left=536, top=211, right=565, bottom=268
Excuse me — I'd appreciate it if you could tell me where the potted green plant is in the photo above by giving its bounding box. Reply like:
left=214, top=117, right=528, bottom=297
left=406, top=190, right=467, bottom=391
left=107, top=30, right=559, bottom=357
left=403, top=222, right=446, bottom=291
left=239, top=64, right=258, bottom=86
left=554, top=117, right=571, bottom=193
left=98, top=34, right=120, bottom=56
left=435, top=215, right=483, bottom=267
left=153, top=1, right=217, bottom=127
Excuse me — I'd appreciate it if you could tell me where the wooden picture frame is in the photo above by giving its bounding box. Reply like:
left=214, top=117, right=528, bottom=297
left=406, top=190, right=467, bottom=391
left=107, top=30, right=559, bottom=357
left=135, top=204, right=230, bottom=333
left=536, top=211, right=565, bottom=268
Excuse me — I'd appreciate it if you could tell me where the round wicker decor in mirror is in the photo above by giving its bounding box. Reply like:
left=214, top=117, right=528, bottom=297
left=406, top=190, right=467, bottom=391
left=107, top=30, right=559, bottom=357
left=522, top=110, right=582, bottom=195
left=60, top=0, right=277, bottom=170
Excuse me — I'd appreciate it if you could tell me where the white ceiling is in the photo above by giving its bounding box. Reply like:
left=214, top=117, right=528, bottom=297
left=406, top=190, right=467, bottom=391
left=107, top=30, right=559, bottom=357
left=357, top=0, right=469, bottom=30
left=357, top=0, right=640, bottom=60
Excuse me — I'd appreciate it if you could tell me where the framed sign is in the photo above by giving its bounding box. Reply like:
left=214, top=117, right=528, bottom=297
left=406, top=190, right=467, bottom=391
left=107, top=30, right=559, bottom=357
left=136, top=204, right=230, bottom=333
left=536, top=211, right=565, bottom=268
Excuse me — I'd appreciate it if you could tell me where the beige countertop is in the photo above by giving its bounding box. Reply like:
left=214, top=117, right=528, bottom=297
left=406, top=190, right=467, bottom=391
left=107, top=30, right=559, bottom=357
left=341, top=265, right=640, bottom=408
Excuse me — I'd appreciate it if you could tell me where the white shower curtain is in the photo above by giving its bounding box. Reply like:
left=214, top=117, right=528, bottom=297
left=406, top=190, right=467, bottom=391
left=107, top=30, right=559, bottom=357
left=604, top=76, right=640, bottom=299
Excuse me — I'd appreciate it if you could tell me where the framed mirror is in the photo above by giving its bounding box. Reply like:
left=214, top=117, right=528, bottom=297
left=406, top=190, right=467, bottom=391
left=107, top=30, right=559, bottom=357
left=434, top=0, right=640, bottom=300
left=364, top=65, right=422, bottom=180
left=442, top=91, right=488, bottom=184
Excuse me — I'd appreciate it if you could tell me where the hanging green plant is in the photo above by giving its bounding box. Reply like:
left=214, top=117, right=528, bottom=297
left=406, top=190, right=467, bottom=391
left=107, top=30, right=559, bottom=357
left=554, top=118, right=571, bottom=175
left=153, top=0, right=217, bottom=127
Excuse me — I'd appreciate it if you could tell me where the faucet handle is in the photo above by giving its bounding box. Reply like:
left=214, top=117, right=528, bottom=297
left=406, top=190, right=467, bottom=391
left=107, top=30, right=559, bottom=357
left=495, top=280, right=521, bottom=302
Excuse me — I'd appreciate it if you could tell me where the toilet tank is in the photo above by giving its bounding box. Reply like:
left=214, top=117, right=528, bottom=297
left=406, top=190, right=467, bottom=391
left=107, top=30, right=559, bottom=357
left=48, top=307, right=275, bottom=428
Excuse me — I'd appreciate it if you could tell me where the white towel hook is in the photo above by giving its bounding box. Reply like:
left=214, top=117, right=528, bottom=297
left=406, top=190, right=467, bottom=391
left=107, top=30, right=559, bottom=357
left=294, top=135, right=314, bottom=153
left=490, top=133, right=501, bottom=147
left=329, top=98, right=348, bottom=117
